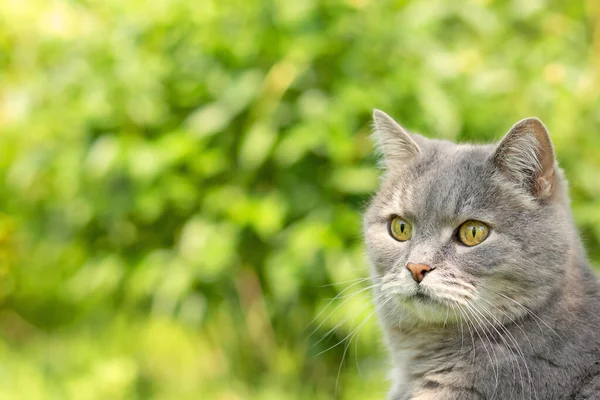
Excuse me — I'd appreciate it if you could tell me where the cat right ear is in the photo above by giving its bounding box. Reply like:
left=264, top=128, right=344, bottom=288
left=371, top=109, right=421, bottom=169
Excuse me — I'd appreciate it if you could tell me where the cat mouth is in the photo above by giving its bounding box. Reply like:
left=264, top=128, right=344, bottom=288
left=413, top=291, right=433, bottom=303
left=412, top=290, right=442, bottom=306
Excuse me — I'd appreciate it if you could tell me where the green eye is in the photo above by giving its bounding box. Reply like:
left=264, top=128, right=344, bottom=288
left=458, top=220, right=489, bottom=246
left=389, top=216, right=412, bottom=242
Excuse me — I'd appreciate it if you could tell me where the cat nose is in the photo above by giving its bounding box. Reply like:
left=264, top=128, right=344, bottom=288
left=406, top=263, right=433, bottom=283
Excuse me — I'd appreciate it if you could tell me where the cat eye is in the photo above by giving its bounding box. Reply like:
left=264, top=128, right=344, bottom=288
left=388, top=216, right=412, bottom=242
left=458, top=220, right=489, bottom=246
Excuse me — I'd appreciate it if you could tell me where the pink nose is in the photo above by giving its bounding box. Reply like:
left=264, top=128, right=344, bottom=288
left=406, top=263, right=432, bottom=283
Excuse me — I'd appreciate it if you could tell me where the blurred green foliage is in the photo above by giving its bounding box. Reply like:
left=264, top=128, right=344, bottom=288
left=1, top=0, right=600, bottom=398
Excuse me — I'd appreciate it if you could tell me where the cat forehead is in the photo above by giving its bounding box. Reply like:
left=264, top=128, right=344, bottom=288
left=414, top=140, right=493, bottom=175
left=376, top=141, right=509, bottom=219
left=391, top=140, right=495, bottom=186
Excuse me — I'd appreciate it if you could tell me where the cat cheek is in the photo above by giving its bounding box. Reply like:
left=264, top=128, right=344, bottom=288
left=368, top=248, right=403, bottom=275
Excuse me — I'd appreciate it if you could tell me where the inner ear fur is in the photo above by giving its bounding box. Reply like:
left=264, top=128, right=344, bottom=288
left=492, top=117, right=556, bottom=200
left=371, top=109, right=421, bottom=170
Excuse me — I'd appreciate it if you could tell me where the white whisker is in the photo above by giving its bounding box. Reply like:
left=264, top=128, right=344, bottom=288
left=479, top=285, right=562, bottom=340
left=464, top=302, right=500, bottom=399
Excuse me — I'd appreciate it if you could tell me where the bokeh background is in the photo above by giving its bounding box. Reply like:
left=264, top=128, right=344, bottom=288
left=1, top=0, right=600, bottom=398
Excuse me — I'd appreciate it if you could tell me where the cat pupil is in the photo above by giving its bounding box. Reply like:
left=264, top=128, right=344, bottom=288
left=471, top=226, right=476, bottom=237
left=400, top=223, right=405, bottom=233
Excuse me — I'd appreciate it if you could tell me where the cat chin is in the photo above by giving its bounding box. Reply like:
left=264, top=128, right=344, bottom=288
left=381, top=293, right=458, bottom=327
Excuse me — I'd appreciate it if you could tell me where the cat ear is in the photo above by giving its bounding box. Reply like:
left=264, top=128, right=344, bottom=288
left=372, top=109, right=421, bottom=169
left=492, top=117, right=556, bottom=199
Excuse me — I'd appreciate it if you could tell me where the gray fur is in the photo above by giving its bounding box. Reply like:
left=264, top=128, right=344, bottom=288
left=364, top=110, right=600, bottom=399
left=372, top=109, right=421, bottom=169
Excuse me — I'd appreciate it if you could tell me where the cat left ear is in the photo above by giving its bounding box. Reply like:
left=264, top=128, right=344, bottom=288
left=372, top=109, right=421, bottom=169
left=492, top=117, right=556, bottom=200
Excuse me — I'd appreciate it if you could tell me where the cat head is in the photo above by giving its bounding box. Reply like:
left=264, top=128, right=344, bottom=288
left=364, top=110, right=574, bottom=328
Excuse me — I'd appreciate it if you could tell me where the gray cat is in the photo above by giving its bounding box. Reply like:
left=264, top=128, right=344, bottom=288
left=363, top=110, right=600, bottom=399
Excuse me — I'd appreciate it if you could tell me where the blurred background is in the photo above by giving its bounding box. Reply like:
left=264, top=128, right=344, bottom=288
left=1, top=0, right=600, bottom=398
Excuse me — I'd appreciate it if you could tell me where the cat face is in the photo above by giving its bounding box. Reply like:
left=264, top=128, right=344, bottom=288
left=364, top=111, right=573, bottom=328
